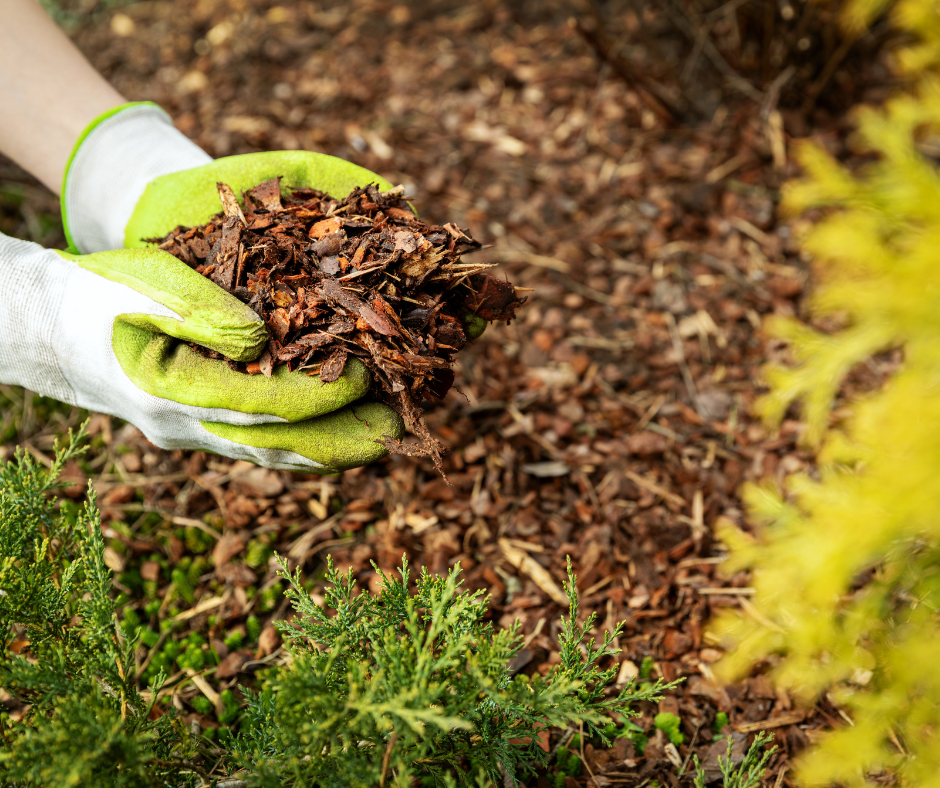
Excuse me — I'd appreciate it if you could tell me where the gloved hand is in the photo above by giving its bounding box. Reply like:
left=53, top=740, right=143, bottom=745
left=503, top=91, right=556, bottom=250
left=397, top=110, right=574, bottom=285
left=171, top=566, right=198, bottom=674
left=0, top=103, right=405, bottom=473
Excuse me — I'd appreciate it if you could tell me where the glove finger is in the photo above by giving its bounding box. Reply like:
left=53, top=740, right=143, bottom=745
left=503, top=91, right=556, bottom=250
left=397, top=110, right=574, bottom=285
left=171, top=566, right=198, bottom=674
left=61, top=248, right=267, bottom=362
left=201, top=401, right=404, bottom=473
left=114, top=323, right=370, bottom=422
left=126, top=151, right=394, bottom=246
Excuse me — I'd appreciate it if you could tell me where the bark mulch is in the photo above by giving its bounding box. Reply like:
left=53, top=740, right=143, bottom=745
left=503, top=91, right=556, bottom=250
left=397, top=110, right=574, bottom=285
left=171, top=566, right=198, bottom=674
left=153, top=178, right=522, bottom=471
left=0, top=1, right=899, bottom=784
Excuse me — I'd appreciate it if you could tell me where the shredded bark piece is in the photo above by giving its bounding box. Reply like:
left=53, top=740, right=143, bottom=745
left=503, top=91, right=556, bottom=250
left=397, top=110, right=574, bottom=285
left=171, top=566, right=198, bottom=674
left=216, top=182, right=247, bottom=225
left=149, top=178, right=525, bottom=475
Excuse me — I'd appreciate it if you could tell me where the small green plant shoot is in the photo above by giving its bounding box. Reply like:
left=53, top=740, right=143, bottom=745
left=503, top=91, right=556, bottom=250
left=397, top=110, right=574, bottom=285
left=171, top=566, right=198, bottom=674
left=653, top=712, right=684, bottom=746
left=693, top=732, right=777, bottom=788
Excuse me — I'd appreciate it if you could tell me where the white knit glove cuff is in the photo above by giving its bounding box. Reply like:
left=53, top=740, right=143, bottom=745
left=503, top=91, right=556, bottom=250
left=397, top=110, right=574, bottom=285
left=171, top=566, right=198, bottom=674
left=62, top=103, right=212, bottom=253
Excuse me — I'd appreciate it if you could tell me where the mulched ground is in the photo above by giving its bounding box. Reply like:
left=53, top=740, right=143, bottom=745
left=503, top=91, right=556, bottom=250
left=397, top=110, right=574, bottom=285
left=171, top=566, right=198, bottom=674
left=0, top=1, right=899, bottom=784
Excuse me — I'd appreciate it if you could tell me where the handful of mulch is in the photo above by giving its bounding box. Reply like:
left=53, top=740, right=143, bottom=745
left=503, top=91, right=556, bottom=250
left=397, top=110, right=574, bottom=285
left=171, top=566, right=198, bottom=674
left=149, top=178, right=525, bottom=473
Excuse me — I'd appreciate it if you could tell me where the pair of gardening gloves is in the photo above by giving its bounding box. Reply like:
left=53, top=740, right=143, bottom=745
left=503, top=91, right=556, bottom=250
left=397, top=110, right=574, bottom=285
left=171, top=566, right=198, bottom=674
left=0, top=103, right=404, bottom=472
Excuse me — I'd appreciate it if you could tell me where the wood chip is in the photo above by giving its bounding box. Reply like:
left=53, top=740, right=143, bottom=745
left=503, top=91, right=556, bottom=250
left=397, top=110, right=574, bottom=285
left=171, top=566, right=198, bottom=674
left=247, top=177, right=283, bottom=212
left=499, top=538, right=568, bottom=606
left=734, top=710, right=806, bottom=733
left=172, top=594, right=228, bottom=623
left=696, top=587, right=756, bottom=595
left=216, top=182, right=246, bottom=226
left=625, top=470, right=687, bottom=507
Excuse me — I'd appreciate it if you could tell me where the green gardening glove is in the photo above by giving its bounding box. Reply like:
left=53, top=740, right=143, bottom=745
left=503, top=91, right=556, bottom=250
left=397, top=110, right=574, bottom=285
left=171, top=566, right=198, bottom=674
left=55, top=102, right=404, bottom=473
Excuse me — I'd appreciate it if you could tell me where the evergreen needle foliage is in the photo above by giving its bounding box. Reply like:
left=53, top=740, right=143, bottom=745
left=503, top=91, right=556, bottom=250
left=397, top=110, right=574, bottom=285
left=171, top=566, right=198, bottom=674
left=692, top=732, right=776, bottom=788
left=225, top=554, right=678, bottom=787
left=712, top=2, right=940, bottom=786
left=0, top=424, right=196, bottom=788
left=0, top=428, right=674, bottom=787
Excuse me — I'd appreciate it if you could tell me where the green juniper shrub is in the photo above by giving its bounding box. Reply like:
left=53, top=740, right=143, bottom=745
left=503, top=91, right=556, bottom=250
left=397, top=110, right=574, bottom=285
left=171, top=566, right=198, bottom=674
left=0, top=428, right=681, bottom=787
left=222, top=554, right=680, bottom=787
left=0, top=425, right=194, bottom=787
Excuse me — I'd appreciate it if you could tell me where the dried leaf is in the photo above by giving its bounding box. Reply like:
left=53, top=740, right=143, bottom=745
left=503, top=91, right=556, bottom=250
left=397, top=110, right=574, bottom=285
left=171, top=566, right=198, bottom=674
left=258, top=625, right=280, bottom=656
left=216, top=650, right=250, bottom=679
left=212, top=532, right=248, bottom=567
left=216, top=562, right=258, bottom=586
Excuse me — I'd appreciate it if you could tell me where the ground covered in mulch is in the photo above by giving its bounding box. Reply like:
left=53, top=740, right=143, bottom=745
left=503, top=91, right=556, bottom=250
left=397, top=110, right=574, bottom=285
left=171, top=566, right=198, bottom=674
left=0, top=1, right=900, bottom=784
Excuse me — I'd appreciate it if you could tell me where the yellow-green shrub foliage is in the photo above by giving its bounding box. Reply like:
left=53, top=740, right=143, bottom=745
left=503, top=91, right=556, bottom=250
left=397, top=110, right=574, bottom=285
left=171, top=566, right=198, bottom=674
left=712, top=2, right=940, bottom=786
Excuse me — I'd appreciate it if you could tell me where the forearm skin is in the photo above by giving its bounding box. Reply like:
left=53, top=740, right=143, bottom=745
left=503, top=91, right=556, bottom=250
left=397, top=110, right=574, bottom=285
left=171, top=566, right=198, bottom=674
left=0, top=0, right=125, bottom=192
